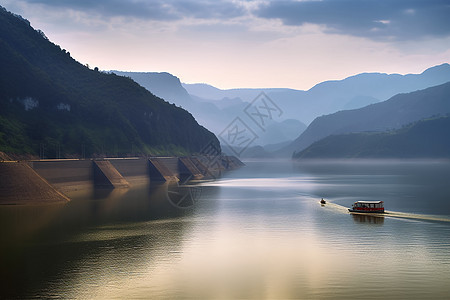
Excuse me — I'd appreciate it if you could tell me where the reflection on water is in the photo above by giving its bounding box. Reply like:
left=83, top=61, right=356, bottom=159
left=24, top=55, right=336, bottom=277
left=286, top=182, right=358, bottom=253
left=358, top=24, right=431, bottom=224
left=1, top=160, right=450, bottom=299
left=166, top=180, right=204, bottom=209
left=351, top=213, right=385, bottom=224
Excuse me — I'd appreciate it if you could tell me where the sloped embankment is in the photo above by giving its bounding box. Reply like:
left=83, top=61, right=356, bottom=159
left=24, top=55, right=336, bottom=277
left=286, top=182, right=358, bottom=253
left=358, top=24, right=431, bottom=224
left=0, top=162, right=69, bottom=204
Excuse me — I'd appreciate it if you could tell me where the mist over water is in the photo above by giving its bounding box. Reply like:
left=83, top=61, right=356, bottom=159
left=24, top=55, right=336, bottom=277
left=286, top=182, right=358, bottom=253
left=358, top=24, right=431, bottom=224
left=1, top=159, right=450, bottom=299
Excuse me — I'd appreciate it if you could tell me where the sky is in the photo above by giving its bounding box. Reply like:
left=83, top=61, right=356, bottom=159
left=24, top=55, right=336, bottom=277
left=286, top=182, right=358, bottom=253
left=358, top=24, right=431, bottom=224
left=1, top=0, right=450, bottom=90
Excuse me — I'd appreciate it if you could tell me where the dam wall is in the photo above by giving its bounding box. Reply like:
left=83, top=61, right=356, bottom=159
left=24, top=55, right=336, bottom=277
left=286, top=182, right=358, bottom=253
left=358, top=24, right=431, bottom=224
left=28, top=160, right=94, bottom=191
left=27, top=158, right=150, bottom=191
left=148, top=158, right=179, bottom=182
left=93, top=161, right=130, bottom=189
left=179, top=157, right=204, bottom=181
left=0, top=162, right=70, bottom=204
left=108, top=158, right=149, bottom=178
left=29, top=155, right=241, bottom=192
left=152, top=157, right=180, bottom=177
left=0, top=156, right=243, bottom=204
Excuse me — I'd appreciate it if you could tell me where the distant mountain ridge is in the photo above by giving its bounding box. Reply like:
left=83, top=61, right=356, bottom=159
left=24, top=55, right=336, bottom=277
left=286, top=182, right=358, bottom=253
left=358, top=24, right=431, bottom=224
left=112, top=71, right=192, bottom=108
left=0, top=6, right=218, bottom=157
left=113, top=71, right=307, bottom=147
left=184, top=64, right=450, bottom=125
left=295, top=115, right=450, bottom=159
left=283, top=81, right=450, bottom=157
left=117, top=65, right=450, bottom=156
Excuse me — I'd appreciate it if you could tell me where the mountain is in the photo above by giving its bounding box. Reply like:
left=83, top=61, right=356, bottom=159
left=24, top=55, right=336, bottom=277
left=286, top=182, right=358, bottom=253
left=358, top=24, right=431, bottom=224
left=222, top=144, right=273, bottom=159
left=112, top=71, right=192, bottom=108
left=0, top=6, right=219, bottom=157
left=283, top=81, right=450, bottom=157
left=110, top=71, right=233, bottom=132
left=295, top=115, right=450, bottom=159
left=255, top=119, right=307, bottom=146
left=112, top=71, right=307, bottom=148
left=120, top=65, right=450, bottom=157
left=184, top=64, right=450, bottom=125
left=180, top=83, right=230, bottom=100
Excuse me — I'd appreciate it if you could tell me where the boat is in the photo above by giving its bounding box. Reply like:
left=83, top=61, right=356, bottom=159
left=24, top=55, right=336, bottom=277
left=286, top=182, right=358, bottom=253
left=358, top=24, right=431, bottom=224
left=348, top=200, right=384, bottom=213
left=320, top=198, right=326, bottom=204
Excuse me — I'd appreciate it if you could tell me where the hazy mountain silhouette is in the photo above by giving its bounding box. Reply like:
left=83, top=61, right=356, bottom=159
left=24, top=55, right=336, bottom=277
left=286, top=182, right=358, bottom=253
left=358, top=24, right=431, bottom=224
left=0, top=6, right=218, bottom=157
left=111, top=71, right=233, bottom=133
left=118, top=64, right=450, bottom=155
left=112, top=71, right=192, bottom=108
left=184, top=64, right=450, bottom=125
left=295, top=115, right=450, bottom=159
left=257, top=119, right=307, bottom=146
left=282, top=81, right=450, bottom=157
left=114, top=71, right=306, bottom=147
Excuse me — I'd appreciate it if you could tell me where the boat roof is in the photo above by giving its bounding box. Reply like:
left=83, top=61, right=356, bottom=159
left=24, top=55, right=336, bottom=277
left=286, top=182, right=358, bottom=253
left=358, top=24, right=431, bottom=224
left=355, top=200, right=383, bottom=204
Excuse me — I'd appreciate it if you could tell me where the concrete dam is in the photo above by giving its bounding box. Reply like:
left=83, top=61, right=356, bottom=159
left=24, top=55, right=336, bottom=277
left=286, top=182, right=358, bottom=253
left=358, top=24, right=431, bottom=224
left=0, top=156, right=244, bottom=205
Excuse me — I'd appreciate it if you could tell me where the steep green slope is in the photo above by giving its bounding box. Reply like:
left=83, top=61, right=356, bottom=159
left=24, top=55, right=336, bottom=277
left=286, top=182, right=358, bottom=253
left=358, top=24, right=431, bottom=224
left=0, top=6, right=219, bottom=158
left=295, top=116, right=450, bottom=159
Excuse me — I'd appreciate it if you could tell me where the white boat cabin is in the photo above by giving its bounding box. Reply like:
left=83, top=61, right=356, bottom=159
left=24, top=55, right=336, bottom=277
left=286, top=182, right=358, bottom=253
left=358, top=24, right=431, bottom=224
left=353, top=201, right=384, bottom=209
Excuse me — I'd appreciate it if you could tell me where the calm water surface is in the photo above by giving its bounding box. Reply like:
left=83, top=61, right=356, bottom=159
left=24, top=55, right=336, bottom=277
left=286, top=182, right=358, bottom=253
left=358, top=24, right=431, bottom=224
left=1, top=159, right=450, bottom=299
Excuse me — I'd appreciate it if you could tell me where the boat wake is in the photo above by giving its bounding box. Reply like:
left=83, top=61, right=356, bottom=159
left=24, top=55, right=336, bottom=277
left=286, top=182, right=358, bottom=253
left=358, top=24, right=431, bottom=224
left=383, top=211, right=450, bottom=223
left=323, top=201, right=450, bottom=223
left=320, top=202, right=349, bottom=214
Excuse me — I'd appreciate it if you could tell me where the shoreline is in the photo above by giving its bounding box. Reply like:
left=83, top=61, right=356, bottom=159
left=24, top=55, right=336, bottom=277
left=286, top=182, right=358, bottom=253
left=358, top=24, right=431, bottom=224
left=0, top=156, right=243, bottom=205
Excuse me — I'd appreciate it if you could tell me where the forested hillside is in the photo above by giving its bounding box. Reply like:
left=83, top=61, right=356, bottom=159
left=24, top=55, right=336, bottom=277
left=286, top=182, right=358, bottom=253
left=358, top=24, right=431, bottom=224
left=0, top=6, right=218, bottom=158
left=295, top=115, right=450, bottom=159
left=281, top=81, right=450, bottom=157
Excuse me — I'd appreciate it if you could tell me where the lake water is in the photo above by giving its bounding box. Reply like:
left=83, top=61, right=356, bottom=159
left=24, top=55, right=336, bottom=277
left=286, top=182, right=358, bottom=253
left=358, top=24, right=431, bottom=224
left=1, top=159, right=450, bottom=299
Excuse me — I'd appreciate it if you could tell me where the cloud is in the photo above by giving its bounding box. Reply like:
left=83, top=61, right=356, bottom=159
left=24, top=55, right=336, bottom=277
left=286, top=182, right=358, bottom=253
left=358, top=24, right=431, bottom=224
left=255, top=0, right=450, bottom=41
left=22, top=0, right=178, bottom=20
left=19, top=0, right=248, bottom=21
left=169, top=0, right=247, bottom=20
left=7, top=0, right=450, bottom=41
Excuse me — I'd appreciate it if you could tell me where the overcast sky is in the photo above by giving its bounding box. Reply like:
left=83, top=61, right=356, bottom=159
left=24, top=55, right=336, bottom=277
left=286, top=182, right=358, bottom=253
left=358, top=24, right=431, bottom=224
left=2, top=0, right=450, bottom=89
